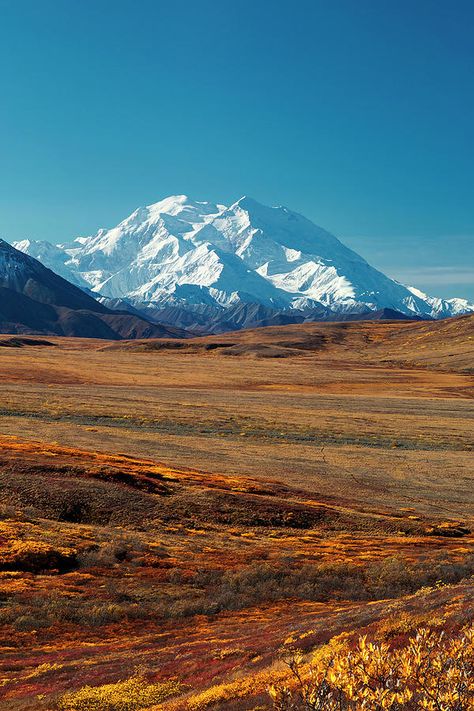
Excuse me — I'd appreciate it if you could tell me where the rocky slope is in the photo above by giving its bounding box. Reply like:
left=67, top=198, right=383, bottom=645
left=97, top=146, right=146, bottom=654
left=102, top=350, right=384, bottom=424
left=0, top=240, right=186, bottom=339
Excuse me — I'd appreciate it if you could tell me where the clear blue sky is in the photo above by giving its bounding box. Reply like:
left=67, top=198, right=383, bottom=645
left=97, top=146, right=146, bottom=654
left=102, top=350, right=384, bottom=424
left=0, top=0, right=473, bottom=300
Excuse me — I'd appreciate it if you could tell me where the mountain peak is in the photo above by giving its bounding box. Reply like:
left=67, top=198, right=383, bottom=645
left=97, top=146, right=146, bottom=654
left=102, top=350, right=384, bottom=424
left=144, top=194, right=224, bottom=221
left=232, top=196, right=263, bottom=211
left=148, top=194, right=190, bottom=208
left=230, top=196, right=298, bottom=223
left=11, top=197, right=474, bottom=320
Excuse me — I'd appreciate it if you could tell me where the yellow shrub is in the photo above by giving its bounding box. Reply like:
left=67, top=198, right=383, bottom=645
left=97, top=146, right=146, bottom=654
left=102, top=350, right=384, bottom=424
left=58, top=675, right=182, bottom=711
left=269, top=625, right=474, bottom=710
left=185, top=670, right=286, bottom=710
left=25, top=662, right=64, bottom=679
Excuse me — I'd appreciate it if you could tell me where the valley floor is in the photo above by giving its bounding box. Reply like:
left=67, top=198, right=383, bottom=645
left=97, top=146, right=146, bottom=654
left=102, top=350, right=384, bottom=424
left=0, top=324, right=472, bottom=709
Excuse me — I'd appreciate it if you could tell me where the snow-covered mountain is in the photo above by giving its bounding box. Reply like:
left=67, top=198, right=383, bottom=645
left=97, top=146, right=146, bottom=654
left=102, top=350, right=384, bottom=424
left=12, top=195, right=474, bottom=319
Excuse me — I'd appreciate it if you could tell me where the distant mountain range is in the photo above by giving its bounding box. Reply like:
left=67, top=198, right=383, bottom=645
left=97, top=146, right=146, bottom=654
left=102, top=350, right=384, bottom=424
left=129, top=302, right=426, bottom=335
left=0, top=240, right=185, bottom=339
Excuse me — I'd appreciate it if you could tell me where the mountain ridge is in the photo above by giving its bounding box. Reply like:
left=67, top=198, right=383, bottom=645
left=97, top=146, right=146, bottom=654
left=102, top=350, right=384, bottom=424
left=0, top=240, right=187, bottom=339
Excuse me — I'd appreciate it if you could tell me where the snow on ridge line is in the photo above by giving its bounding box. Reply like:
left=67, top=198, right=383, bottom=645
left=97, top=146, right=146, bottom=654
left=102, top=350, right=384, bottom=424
left=10, top=195, right=474, bottom=319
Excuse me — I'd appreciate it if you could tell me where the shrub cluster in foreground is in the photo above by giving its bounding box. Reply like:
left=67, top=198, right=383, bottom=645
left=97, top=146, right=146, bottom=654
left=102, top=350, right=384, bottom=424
left=55, top=625, right=473, bottom=710
left=269, top=625, right=474, bottom=710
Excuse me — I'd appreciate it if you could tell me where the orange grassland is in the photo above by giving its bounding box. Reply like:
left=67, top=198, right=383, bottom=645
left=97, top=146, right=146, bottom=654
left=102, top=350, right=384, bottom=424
left=0, top=318, right=472, bottom=710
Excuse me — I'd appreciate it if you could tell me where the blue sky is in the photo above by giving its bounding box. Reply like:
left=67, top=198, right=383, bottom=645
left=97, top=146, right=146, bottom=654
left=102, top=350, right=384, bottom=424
left=0, top=0, right=473, bottom=300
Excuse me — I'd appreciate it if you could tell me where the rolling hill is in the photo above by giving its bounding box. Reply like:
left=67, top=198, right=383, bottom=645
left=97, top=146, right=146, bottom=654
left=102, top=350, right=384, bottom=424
left=104, top=312, right=474, bottom=372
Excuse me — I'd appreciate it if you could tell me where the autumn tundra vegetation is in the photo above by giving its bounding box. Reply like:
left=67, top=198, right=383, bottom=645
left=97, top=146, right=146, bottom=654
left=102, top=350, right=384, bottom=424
left=0, top=318, right=472, bottom=709
left=269, top=627, right=474, bottom=710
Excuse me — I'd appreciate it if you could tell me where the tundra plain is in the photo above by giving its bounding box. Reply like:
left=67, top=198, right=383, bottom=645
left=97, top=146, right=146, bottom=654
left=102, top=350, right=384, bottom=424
left=0, top=317, right=472, bottom=710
